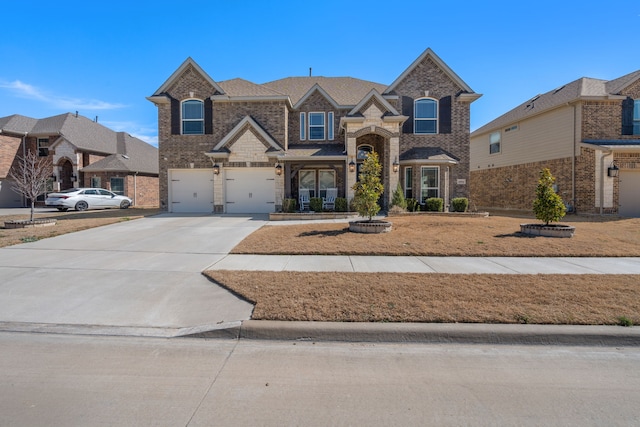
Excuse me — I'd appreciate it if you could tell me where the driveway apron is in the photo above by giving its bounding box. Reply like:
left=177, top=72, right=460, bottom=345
left=0, top=214, right=266, bottom=333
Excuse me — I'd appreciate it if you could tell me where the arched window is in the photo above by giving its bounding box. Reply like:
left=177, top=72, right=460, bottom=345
left=182, top=99, right=204, bottom=135
left=357, top=144, right=373, bottom=159
left=414, top=98, right=438, bottom=134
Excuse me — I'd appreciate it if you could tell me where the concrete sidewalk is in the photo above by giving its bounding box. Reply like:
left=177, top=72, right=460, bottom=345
left=209, top=254, right=640, bottom=274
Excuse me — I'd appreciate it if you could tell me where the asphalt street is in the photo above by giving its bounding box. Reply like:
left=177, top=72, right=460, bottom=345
left=1, top=332, right=638, bottom=427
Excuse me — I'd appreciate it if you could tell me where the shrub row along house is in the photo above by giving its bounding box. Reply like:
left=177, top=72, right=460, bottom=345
left=471, top=70, right=640, bottom=217
left=148, top=48, right=481, bottom=213
left=0, top=113, right=159, bottom=208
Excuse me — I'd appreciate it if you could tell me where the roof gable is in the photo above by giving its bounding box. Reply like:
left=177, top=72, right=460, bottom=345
left=348, top=89, right=400, bottom=116
left=263, top=76, right=386, bottom=106
left=294, top=84, right=341, bottom=109
left=385, top=48, right=475, bottom=95
left=151, top=57, right=225, bottom=96
left=213, top=116, right=282, bottom=152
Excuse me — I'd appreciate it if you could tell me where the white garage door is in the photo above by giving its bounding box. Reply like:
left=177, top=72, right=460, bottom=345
left=169, top=169, right=214, bottom=213
left=225, top=168, right=275, bottom=213
left=619, top=170, right=640, bottom=217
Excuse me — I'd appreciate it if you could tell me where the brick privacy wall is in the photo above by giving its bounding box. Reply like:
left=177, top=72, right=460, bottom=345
left=290, top=91, right=347, bottom=145
left=127, top=174, right=159, bottom=207
left=389, top=56, right=471, bottom=200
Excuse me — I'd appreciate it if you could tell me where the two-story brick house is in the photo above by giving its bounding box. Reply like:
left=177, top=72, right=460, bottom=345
left=470, top=70, right=640, bottom=217
left=148, top=48, right=480, bottom=213
left=0, top=113, right=159, bottom=208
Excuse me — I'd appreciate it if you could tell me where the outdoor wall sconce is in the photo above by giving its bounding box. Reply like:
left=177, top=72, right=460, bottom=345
left=392, top=158, right=399, bottom=173
left=50, top=174, right=57, bottom=182
left=71, top=174, right=77, bottom=182
left=275, top=163, right=283, bottom=176
left=213, top=163, right=220, bottom=175
left=349, top=159, right=356, bottom=173
left=607, top=163, right=619, bottom=177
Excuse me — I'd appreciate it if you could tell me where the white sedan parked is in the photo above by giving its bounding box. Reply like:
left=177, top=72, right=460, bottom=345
left=45, top=188, right=132, bottom=212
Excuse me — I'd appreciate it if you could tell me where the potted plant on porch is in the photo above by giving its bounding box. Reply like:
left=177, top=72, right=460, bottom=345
left=520, top=168, right=574, bottom=237
left=349, top=152, right=392, bottom=233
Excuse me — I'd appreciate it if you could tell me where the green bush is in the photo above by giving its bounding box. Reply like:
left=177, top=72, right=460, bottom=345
left=390, top=182, right=407, bottom=210
left=532, top=168, right=566, bottom=225
left=310, top=197, right=323, bottom=212
left=406, top=198, right=420, bottom=212
left=425, top=197, right=444, bottom=212
left=282, top=198, right=296, bottom=213
left=451, top=197, right=468, bottom=212
left=335, top=197, right=348, bottom=212
left=351, top=152, right=384, bottom=220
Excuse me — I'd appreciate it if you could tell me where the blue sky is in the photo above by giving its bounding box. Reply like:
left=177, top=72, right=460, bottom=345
left=1, top=0, right=638, bottom=146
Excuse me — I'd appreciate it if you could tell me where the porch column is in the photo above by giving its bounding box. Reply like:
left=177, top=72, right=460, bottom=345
left=388, top=135, right=400, bottom=208
left=346, top=135, right=357, bottom=202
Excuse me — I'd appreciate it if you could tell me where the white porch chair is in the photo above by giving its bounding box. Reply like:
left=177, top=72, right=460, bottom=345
left=299, top=188, right=311, bottom=211
left=322, top=187, right=338, bottom=210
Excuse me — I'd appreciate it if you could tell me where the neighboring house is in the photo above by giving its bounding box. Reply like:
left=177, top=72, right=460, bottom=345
left=148, top=48, right=480, bottom=213
left=470, top=70, right=640, bottom=217
left=0, top=113, right=159, bottom=208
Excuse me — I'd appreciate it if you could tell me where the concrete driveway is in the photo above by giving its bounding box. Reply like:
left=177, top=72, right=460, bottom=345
left=0, top=213, right=267, bottom=336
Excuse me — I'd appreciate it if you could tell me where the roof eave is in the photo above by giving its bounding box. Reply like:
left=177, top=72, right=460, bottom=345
left=147, top=95, right=171, bottom=105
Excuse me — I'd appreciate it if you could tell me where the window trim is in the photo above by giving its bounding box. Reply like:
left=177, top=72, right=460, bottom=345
left=420, top=166, right=439, bottom=202
left=414, top=98, right=438, bottom=134
left=181, top=99, right=204, bottom=135
left=489, top=131, right=501, bottom=154
left=308, top=112, right=325, bottom=140
left=110, top=177, right=125, bottom=195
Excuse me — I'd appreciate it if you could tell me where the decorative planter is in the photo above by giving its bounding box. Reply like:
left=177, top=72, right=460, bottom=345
left=520, top=223, right=575, bottom=238
left=4, top=219, right=57, bottom=229
left=348, top=220, right=392, bottom=234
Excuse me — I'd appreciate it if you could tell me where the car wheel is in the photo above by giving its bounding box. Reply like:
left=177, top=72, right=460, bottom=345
left=57, top=208, right=68, bottom=212
left=75, top=201, right=89, bottom=211
left=120, top=200, right=130, bottom=209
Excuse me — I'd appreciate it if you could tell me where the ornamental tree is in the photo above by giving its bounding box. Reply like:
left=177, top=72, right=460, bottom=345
left=9, top=150, right=53, bottom=222
left=352, top=151, right=384, bottom=221
left=532, top=168, right=566, bottom=225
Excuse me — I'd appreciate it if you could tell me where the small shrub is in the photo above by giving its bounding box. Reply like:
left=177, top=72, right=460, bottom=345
left=451, top=197, right=468, bottom=212
left=335, top=197, right=348, bottom=212
left=533, top=168, right=566, bottom=225
left=425, top=197, right=444, bottom=212
left=388, top=205, right=406, bottom=215
left=309, top=197, right=323, bottom=212
left=617, top=316, right=633, bottom=327
left=406, top=198, right=420, bottom=212
left=20, top=236, right=39, bottom=243
left=390, top=182, right=407, bottom=210
left=282, top=198, right=296, bottom=213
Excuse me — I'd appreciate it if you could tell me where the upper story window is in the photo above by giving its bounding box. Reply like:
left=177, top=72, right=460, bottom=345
left=37, top=137, right=50, bottom=157
left=634, top=99, right=640, bottom=135
left=489, top=131, right=501, bottom=154
left=309, top=112, right=325, bottom=140
left=300, top=113, right=306, bottom=140
left=182, top=99, right=204, bottom=135
left=327, top=112, right=334, bottom=140
left=414, top=98, right=438, bottom=134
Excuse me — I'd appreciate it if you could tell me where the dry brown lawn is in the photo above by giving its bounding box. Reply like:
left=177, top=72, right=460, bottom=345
left=232, top=214, right=640, bottom=257
left=0, top=208, right=162, bottom=248
left=205, top=271, right=640, bottom=325
left=218, top=213, right=640, bottom=325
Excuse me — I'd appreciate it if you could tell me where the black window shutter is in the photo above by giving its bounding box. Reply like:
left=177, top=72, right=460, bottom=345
left=204, top=99, right=213, bottom=135
left=621, top=97, right=634, bottom=135
left=402, top=96, right=414, bottom=134
left=439, top=96, right=452, bottom=134
left=171, top=97, right=180, bottom=135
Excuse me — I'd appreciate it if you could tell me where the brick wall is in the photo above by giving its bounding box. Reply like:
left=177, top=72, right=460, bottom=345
left=390, top=56, right=472, bottom=200
left=0, top=134, right=22, bottom=177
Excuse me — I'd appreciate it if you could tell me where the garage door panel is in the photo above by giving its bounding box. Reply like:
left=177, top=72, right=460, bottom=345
left=169, top=170, right=214, bottom=213
left=225, top=168, right=275, bottom=214
left=619, top=171, right=640, bottom=217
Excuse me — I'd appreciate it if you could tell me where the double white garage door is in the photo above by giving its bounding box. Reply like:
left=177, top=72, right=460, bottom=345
left=169, top=168, right=275, bottom=213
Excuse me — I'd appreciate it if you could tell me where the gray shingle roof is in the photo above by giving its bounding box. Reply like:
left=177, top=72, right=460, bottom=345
left=281, top=144, right=346, bottom=159
left=0, top=114, right=38, bottom=134
left=473, top=70, right=640, bottom=136
left=217, top=78, right=285, bottom=97
left=400, top=147, right=459, bottom=162
left=263, top=77, right=387, bottom=106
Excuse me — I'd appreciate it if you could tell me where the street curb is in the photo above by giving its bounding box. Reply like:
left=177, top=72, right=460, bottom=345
left=230, top=320, right=640, bottom=346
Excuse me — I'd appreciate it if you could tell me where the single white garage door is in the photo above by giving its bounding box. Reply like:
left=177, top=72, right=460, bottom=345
left=169, top=169, right=214, bottom=213
left=225, top=168, right=275, bottom=213
left=619, top=170, right=640, bottom=217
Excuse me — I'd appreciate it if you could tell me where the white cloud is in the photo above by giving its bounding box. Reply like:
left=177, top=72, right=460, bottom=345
left=102, top=120, right=158, bottom=147
left=0, top=79, right=126, bottom=110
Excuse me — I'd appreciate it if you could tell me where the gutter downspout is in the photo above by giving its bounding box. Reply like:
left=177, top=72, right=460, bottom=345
left=134, top=172, right=138, bottom=207
left=572, top=104, right=576, bottom=213
left=599, top=148, right=613, bottom=215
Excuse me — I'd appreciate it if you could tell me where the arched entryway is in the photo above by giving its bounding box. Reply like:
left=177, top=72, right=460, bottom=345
left=58, top=159, right=74, bottom=190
